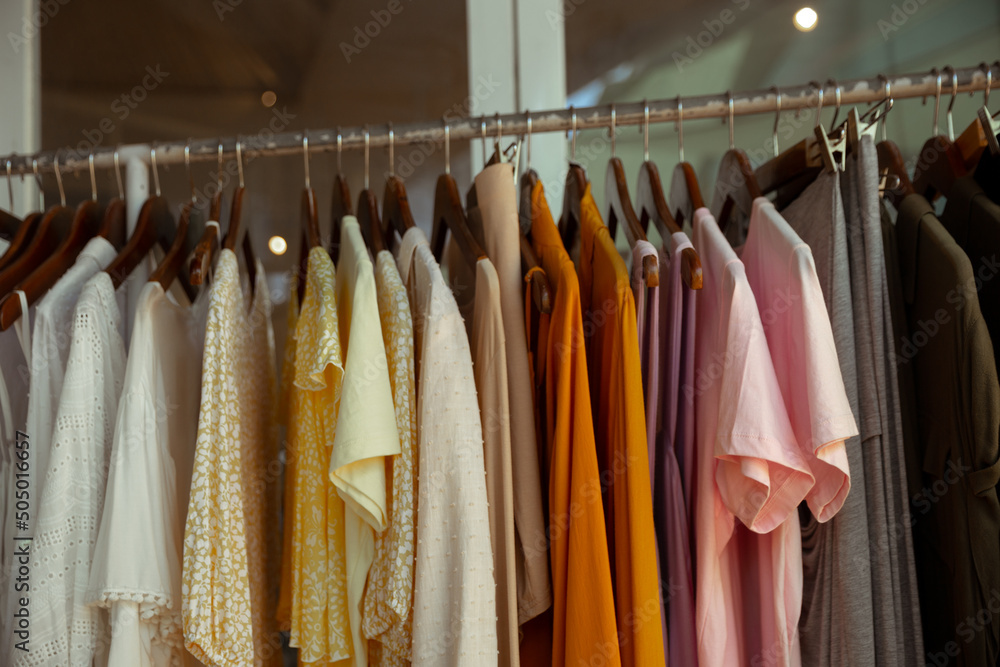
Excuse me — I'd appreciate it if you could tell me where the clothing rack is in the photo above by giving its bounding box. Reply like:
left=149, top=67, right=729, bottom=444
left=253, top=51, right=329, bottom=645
left=4, top=63, right=997, bottom=177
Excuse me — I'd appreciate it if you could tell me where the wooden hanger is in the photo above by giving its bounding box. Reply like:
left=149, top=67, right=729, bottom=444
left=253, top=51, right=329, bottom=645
left=355, top=126, right=386, bottom=253
left=0, top=158, right=75, bottom=300
left=104, top=146, right=195, bottom=300
left=0, top=158, right=102, bottom=328
left=633, top=101, right=702, bottom=290
left=149, top=144, right=199, bottom=293
left=97, top=151, right=127, bottom=251
left=951, top=63, right=1000, bottom=167
left=428, top=120, right=484, bottom=266
left=558, top=107, right=591, bottom=253
left=664, top=96, right=707, bottom=231
left=381, top=125, right=416, bottom=251
left=716, top=92, right=764, bottom=231
left=516, top=112, right=554, bottom=314
left=0, top=212, right=41, bottom=271
left=222, top=139, right=258, bottom=295
left=905, top=69, right=962, bottom=202
left=0, top=160, right=22, bottom=241
left=190, top=142, right=225, bottom=286
left=330, top=128, right=353, bottom=263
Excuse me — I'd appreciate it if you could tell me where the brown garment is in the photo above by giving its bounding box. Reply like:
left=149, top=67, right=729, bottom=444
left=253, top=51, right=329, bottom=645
left=893, top=193, right=1000, bottom=666
left=473, top=164, right=553, bottom=624
left=940, top=176, right=1000, bottom=372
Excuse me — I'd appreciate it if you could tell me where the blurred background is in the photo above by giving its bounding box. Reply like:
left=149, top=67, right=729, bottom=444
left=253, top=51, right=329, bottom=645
left=2, top=0, right=998, bottom=336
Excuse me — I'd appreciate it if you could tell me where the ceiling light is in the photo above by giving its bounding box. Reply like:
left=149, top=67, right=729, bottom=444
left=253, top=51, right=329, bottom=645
left=261, top=90, right=277, bottom=107
left=794, top=7, right=818, bottom=31
left=268, top=235, right=287, bottom=255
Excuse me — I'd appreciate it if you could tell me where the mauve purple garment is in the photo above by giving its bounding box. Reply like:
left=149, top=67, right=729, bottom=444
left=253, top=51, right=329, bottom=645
left=657, top=232, right=699, bottom=667
left=632, top=239, right=670, bottom=660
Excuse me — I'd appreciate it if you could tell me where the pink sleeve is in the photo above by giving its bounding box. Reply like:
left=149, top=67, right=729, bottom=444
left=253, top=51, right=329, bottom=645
left=714, top=273, right=815, bottom=534
left=785, top=247, right=856, bottom=522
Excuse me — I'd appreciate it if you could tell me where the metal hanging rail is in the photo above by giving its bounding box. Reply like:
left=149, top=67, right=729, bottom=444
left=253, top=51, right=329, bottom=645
left=4, top=63, right=997, bottom=177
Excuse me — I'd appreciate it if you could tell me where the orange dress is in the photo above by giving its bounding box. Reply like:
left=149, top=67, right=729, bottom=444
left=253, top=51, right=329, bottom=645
left=525, top=181, right=621, bottom=667
left=576, top=185, right=666, bottom=667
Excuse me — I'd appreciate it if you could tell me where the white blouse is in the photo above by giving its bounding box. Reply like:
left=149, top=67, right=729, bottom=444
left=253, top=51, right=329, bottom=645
left=88, top=280, right=210, bottom=667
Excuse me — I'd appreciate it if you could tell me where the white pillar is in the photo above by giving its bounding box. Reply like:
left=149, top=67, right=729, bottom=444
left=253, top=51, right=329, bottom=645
left=514, top=0, right=567, bottom=209
left=465, top=0, right=567, bottom=209
left=0, top=0, right=41, bottom=217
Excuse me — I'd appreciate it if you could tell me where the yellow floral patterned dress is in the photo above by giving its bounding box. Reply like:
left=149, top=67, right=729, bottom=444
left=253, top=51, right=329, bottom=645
left=182, top=249, right=281, bottom=667
left=287, top=247, right=352, bottom=664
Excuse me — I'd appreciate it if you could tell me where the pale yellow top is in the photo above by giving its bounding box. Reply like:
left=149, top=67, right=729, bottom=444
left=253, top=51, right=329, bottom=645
left=330, top=218, right=402, bottom=667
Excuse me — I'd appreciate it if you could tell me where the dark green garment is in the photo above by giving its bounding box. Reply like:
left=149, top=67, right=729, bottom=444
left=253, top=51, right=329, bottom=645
left=894, top=193, right=1000, bottom=667
left=940, top=176, right=1000, bottom=371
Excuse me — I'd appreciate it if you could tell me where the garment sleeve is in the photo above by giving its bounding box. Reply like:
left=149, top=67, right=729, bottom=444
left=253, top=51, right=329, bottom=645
left=714, top=276, right=815, bottom=534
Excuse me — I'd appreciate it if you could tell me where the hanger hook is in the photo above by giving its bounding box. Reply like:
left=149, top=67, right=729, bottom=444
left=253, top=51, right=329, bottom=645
left=826, top=79, right=842, bottom=127
left=944, top=65, right=958, bottom=141
left=981, top=62, right=992, bottom=110
left=610, top=103, right=617, bottom=159
left=481, top=117, right=487, bottom=165
left=235, top=138, right=245, bottom=189
left=184, top=140, right=196, bottom=204
left=770, top=86, right=782, bottom=157
left=302, top=132, right=311, bottom=190
left=149, top=144, right=160, bottom=198
left=6, top=159, right=13, bottom=211
left=88, top=152, right=98, bottom=202
left=642, top=100, right=650, bottom=163
left=336, top=127, right=343, bottom=174
left=216, top=141, right=223, bottom=190
left=676, top=95, right=684, bottom=163
left=52, top=153, right=66, bottom=207
left=113, top=146, right=124, bottom=200
left=495, top=112, right=502, bottom=154
left=444, top=119, right=451, bottom=176
left=809, top=81, right=824, bottom=128
left=525, top=110, right=532, bottom=172
left=569, top=106, right=576, bottom=162
left=363, top=125, right=370, bottom=191
left=930, top=68, right=942, bottom=136
left=388, top=122, right=395, bottom=178
left=32, top=157, right=43, bottom=209
left=881, top=74, right=891, bottom=141
left=726, top=91, right=735, bottom=150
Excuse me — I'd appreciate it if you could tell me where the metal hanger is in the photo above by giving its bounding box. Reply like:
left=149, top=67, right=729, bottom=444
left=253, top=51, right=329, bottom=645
left=104, top=143, right=194, bottom=299
left=669, top=94, right=706, bottom=228
left=558, top=106, right=588, bottom=252
left=356, top=125, right=386, bottom=253
left=431, top=117, right=487, bottom=267
left=190, top=141, right=226, bottom=285
left=0, top=151, right=102, bottom=329
left=634, top=99, right=701, bottom=289
left=911, top=67, right=966, bottom=201
left=514, top=110, right=553, bottom=314
left=149, top=139, right=197, bottom=292
left=0, top=154, right=75, bottom=302
left=875, top=73, right=917, bottom=206
left=329, top=126, right=353, bottom=262
left=382, top=121, right=417, bottom=251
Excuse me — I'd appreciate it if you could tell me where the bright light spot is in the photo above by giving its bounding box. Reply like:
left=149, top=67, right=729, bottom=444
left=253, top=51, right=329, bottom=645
left=794, top=7, right=818, bottom=31
left=268, top=235, right=287, bottom=255
left=261, top=90, right=277, bottom=107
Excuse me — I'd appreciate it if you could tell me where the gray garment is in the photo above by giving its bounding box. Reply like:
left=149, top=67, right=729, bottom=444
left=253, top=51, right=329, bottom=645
left=841, top=137, right=924, bottom=667
left=780, top=170, right=876, bottom=667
